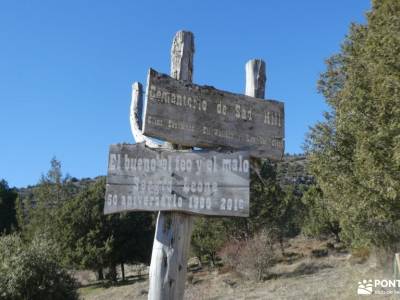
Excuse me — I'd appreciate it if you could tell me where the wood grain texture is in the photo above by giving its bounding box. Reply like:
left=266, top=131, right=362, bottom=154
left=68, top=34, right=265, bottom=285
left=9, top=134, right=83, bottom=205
left=104, top=143, right=250, bottom=217
left=143, top=68, right=284, bottom=159
left=149, top=212, right=193, bottom=300
left=245, top=59, right=266, bottom=99
left=130, top=82, right=162, bottom=148
left=149, top=30, right=195, bottom=300
left=170, top=30, right=194, bottom=83
left=245, top=59, right=268, bottom=183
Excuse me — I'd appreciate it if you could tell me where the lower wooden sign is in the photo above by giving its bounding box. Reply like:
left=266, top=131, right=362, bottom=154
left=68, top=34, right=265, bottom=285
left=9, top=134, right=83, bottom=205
left=104, top=143, right=249, bottom=217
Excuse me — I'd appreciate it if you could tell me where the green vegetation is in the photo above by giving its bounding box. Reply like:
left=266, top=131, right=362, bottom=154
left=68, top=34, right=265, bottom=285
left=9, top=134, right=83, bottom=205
left=301, top=185, right=340, bottom=241
left=0, top=233, right=79, bottom=300
left=55, top=177, right=153, bottom=281
left=1, top=158, right=155, bottom=297
left=305, top=0, right=400, bottom=249
left=192, top=158, right=308, bottom=264
left=190, top=0, right=400, bottom=267
left=191, top=217, right=225, bottom=266
left=0, top=1, right=399, bottom=296
left=17, top=157, right=75, bottom=241
left=0, top=180, right=17, bottom=234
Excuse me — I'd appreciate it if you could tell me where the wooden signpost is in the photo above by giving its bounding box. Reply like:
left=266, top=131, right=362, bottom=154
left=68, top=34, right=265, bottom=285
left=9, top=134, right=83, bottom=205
left=104, top=30, right=284, bottom=300
left=143, top=69, right=285, bottom=159
left=104, top=143, right=250, bottom=217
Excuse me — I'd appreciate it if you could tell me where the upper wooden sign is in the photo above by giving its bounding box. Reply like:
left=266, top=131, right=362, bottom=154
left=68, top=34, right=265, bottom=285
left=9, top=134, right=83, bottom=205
left=142, top=69, right=284, bottom=159
left=104, top=143, right=249, bottom=217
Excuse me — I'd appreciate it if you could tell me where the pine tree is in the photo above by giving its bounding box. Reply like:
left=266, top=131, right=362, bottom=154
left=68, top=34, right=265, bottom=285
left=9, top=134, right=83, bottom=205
left=306, top=0, right=400, bottom=249
left=55, top=177, right=154, bottom=281
left=55, top=177, right=112, bottom=278
left=23, top=157, right=73, bottom=240
left=301, top=185, right=340, bottom=241
left=0, top=179, right=18, bottom=234
left=191, top=217, right=226, bottom=266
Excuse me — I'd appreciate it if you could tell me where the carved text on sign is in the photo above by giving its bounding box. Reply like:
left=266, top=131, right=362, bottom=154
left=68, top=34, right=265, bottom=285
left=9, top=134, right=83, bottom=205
left=143, top=69, right=285, bottom=159
left=104, top=143, right=250, bottom=217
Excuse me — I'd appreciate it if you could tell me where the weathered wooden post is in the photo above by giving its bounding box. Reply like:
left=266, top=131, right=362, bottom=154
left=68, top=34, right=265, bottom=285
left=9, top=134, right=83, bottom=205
left=394, top=253, right=400, bottom=279
left=105, top=30, right=284, bottom=300
left=245, top=59, right=266, bottom=99
left=148, top=30, right=195, bottom=300
left=245, top=59, right=267, bottom=184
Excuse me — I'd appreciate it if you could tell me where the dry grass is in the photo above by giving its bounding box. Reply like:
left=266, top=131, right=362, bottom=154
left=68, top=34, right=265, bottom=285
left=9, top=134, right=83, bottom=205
left=78, top=236, right=398, bottom=300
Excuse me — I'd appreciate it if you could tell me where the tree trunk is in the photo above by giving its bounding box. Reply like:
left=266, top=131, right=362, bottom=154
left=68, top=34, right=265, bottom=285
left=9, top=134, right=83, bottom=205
left=121, top=262, right=125, bottom=281
left=108, top=263, right=117, bottom=283
left=279, top=236, right=285, bottom=255
left=97, top=268, right=104, bottom=281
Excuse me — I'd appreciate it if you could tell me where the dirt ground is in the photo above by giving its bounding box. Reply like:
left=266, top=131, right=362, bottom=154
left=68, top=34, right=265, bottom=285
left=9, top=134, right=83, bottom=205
left=77, top=236, right=398, bottom=300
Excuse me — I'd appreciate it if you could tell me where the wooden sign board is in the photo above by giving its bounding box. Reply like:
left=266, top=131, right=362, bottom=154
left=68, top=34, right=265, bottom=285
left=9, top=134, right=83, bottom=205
left=104, top=143, right=250, bottom=217
left=142, top=69, right=285, bottom=159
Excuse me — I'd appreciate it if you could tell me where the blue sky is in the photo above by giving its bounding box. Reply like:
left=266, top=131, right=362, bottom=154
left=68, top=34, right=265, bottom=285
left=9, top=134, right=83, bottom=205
left=0, top=0, right=370, bottom=187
